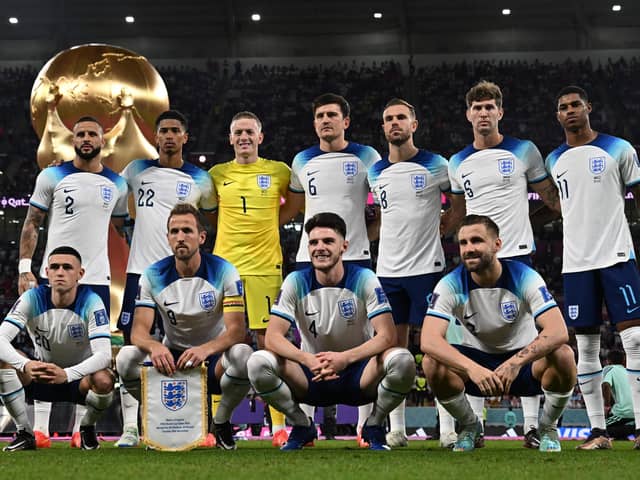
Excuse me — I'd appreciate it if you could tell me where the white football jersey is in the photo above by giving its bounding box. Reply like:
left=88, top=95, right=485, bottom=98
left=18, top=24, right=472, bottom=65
left=120, top=159, right=216, bottom=274
left=546, top=133, right=640, bottom=273
left=426, top=260, right=557, bottom=354
left=2, top=285, right=111, bottom=381
left=29, top=162, right=128, bottom=285
left=368, top=149, right=450, bottom=276
left=290, top=143, right=381, bottom=262
left=271, top=264, right=391, bottom=354
left=136, top=253, right=243, bottom=351
left=449, top=136, right=548, bottom=258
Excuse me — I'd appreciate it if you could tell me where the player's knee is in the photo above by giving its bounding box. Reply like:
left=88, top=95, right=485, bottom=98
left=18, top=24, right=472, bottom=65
left=90, top=369, right=115, bottom=394
left=222, top=343, right=253, bottom=375
left=115, top=345, right=143, bottom=380
left=383, top=348, right=415, bottom=386
left=247, top=350, right=278, bottom=387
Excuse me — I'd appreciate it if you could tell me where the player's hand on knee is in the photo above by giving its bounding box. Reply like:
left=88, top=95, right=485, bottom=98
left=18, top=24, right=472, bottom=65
left=494, top=361, right=521, bottom=394
left=34, top=363, right=67, bottom=384
left=469, top=365, right=504, bottom=396
left=176, top=346, right=207, bottom=370
left=315, top=351, right=348, bottom=376
left=150, top=345, right=176, bottom=376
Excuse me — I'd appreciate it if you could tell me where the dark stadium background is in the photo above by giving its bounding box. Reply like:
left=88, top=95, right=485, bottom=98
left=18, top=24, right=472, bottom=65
left=0, top=0, right=638, bottom=436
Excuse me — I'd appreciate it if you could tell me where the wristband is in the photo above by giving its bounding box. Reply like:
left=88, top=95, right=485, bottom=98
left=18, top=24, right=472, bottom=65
left=18, top=258, right=32, bottom=274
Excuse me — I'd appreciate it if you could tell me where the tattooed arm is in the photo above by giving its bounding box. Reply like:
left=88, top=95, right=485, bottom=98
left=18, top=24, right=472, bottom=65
left=18, top=205, right=47, bottom=294
left=494, top=306, right=569, bottom=394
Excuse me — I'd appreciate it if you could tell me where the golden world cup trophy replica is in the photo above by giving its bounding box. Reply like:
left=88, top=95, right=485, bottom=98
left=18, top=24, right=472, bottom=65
left=30, top=44, right=170, bottom=330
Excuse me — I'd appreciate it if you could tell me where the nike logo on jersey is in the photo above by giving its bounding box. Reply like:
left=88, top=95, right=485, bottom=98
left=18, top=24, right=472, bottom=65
left=463, top=312, right=477, bottom=319
left=461, top=172, right=473, bottom=178
left=223, top=181, right=235, bottom=186
left=555, top=170, right=568, bottom=179
left=627, top=306, right=640, bottom=314
left=305, top=310, right=319, bottom=316
left=163, top=300, right=179, bottom=306
left=379, top=183, right=389, bottom=189
left=306, top=170, right=320, bottom=176
left=141, top=180, right=153, bottom=185
left=63, top=188, right=76, bottom=193
left=262, top=318, right=270, bottom=323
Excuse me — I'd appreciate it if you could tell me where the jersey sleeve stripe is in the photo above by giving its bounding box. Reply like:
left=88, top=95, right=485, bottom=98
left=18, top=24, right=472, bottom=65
left=626, top=178, right=640, bottom=187
left=367, top=307, right=392, bottom=320
left=528, top=173, right=549, bottom=184
left=532, top=303, right=557, bottom=319
left=3, top=318, right=24, bottom=330
left=271, top=310, right=296, bottom=324
left=89, top=333, right=111, bottom=340
left=450, top=188, right=464, bottom=195
left=111, top=212, right=128, bottom=218
left=28, top=200, right=49, bottom=212
left=426, top=311, right=453, bottom=322
left=288, top=186, right=305, bottom=193
left=134, top=301, right=156, bottom=309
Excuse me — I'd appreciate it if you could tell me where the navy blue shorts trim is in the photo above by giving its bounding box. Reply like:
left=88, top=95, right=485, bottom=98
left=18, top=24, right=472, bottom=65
left=453, top=345, right=542, bottom=396
left=300, top=359, right=372, bottom=406
left=563, top=260, right=640, bottom=327
left=25, top=379, right=85, bottom=404
left=380, top=272, right=442, bottom=326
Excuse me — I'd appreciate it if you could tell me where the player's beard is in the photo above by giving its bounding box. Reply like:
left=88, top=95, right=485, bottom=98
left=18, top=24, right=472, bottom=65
left=386, top=130, right=411, bottom=146
left=75, top=145, right=101, bottom=161
left=462, top=250, right=494, bottom=273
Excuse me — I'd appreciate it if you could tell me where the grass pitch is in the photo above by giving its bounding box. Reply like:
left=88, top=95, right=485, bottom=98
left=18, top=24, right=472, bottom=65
left=1, top=439, right=637, bottom=480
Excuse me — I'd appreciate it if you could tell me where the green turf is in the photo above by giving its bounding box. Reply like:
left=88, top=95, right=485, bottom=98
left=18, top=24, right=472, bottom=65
left=1, top=440, right=638, bottom=480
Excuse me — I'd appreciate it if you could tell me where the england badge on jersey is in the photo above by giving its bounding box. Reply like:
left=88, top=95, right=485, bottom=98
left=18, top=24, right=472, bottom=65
left=568, top=305, right=579, bottom=320
left=100, top=185, right=113, bottom=203
left=338, top=299, right=356, bottom=319
left=176, top=181, right=192, bottom=199
left=67, top=323, right=85, bottom=339
left=199, top=291, right=216, bottom=311
left=500, top=301, right=518, bottom=321
left=497, top=158, right=514, bottom=176
left=257, top=174, right=271, bottom=190
left=343, top=160, right=358, bottom=183
left=589, top=156, right=606, bottom=175
left=411, top=174, right=426, bottom=191
left=161, top=380, right=188, bottom=411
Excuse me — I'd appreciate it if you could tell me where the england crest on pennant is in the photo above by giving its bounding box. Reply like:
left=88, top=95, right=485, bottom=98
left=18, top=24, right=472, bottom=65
left=161, top=380, right=188, bottom=411
left=176, top=181, right=192, bottom=199
left=500, top=301, right=518, bottom=321
left=497, top=158, right=514, bottom=176
left=568, top=305, right=579, bottom=320
left=411, top=174, right=426, bottom=191
left=199, top=291, right=216, bottom=311
left=589, top=156, right=606, bottom=175
left=257, top=175, right=271, bottom=190
left=338, top=299, right=356, bottom=319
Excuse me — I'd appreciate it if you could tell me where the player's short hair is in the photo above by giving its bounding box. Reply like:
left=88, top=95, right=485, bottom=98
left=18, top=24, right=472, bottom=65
left=458, top=214, right=500, bottom=238
left=383, top=98, right=416, bottom=119
left=230, top=111, right=262, bottom=132
left=607, top=349, right=625, bottom=365
left=304, top=212, right=347, bottom=239
left=48, top=245, right=82, bottom=264
left=555, top=85, right=589, bottom=104
left=312, top=93, right=350, bottom=118
left=167, top=203, right=205, bottom=232
left=74, top=116, right=103, bottom=132
left=465, top=81, right=503, bottom=109
left=155, top=110, right=189, bottom=132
